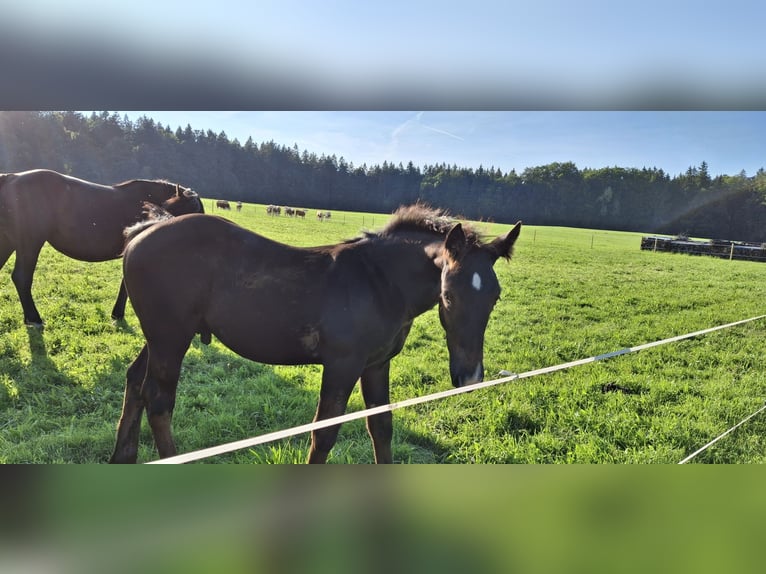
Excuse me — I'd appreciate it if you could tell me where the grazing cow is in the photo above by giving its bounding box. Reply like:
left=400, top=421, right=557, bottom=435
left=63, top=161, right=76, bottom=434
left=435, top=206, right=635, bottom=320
left=216, top=200, right=231, bottom=210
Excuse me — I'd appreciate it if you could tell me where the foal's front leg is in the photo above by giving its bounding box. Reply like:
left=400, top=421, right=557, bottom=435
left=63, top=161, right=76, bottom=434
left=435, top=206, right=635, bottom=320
left=307, top=360, right=363, bottom=463
left=360, top=361, right=393, bottom=463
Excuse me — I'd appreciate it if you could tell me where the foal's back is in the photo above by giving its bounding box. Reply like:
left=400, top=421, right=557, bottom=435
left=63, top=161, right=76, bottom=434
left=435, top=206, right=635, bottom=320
left=124, top=214, right=346, bottom=365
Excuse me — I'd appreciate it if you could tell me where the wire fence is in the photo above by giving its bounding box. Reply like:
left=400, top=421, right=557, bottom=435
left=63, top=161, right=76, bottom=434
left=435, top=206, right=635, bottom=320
left=641, top=236, right=766, bottom=263
left=148, top=314, right=766, bottom=465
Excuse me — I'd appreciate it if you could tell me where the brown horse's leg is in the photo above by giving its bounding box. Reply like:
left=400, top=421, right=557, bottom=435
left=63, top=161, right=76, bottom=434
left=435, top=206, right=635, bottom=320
left=360, top=361, right=393, bottom=464
left=11, top=244, right=44, bottom=326
left=111, top=279, right=129, bottom=321
left=306, top=360, right=363, bottom=464
left=0, top=242, right=13, bottom=273
left=110, top=345, right=149, bottom=463
left=0, top=243, right=14, bottom=310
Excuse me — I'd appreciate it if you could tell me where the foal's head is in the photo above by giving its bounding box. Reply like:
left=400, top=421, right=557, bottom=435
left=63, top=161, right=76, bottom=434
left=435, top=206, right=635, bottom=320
left=384, top=205, right=521, bottom=387
left=437, top=219, right=521, bottom=387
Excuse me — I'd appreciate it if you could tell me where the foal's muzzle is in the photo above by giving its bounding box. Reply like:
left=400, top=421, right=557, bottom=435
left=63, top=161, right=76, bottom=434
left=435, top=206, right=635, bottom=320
left=451, top=362, right=484, bottom=388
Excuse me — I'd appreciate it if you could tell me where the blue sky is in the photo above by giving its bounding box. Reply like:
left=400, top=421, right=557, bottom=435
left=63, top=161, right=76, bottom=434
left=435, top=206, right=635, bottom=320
left=5, top=1, right=766, bottom=110
left=7, top=2, right=766, bottom=176
left=8, top=1, right=764, bottom=96
left=114, top=111, right=766, bottom=178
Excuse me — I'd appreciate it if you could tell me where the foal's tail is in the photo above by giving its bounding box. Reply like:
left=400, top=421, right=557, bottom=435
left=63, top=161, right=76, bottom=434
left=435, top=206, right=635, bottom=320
left=122, top=202, right=213, bottom=346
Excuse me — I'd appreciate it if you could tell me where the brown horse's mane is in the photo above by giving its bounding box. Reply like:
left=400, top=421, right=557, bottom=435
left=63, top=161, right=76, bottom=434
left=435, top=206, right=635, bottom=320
left=374, top=203, right=482, bottom=245
left=114, top=178, right=176, bottom=188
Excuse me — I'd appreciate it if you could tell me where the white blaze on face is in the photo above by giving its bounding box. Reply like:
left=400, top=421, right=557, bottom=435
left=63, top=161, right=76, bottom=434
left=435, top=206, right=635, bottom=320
left=472, top=272, right=482, bottom=291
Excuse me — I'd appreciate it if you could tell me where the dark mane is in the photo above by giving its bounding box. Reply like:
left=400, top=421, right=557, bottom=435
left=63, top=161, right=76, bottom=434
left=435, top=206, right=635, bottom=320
left=114, top=178, right=175, bottom=188
left=123, top=202, right=174, bottom=245
left=376, top=203, right=482, bottom=245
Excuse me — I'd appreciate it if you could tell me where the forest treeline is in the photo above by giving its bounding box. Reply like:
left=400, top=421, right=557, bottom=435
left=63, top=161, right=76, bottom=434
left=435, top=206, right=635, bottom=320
left=2, top=111, right=766, bottom=241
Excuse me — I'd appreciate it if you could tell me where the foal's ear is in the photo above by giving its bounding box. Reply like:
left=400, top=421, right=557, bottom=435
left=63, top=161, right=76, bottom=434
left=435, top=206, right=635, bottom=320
left=444, top=223, right=467, bottom=262
left=488, top=221, right=522, bottom=262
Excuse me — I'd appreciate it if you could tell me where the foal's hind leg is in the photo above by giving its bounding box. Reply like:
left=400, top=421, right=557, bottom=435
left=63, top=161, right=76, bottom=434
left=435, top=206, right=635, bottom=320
left=142, top=338, right=194, bottom=459
left=360, top=361, right=393, bottom=464
left=110, top=345, right=149, bottom=463
left=110, top=279, right=129, bottom=321
left=11, top=243, right=44, bottom=326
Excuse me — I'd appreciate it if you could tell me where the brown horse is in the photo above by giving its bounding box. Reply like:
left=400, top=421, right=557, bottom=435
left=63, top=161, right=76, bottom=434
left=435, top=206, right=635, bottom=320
left=110, top=204, right=521, bottom=463
left=0, top=169, right=203, bottom=326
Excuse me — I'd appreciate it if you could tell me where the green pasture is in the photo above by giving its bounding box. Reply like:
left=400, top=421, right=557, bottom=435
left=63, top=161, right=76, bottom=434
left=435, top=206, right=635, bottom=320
left=2, top=200, right=766, bottom=463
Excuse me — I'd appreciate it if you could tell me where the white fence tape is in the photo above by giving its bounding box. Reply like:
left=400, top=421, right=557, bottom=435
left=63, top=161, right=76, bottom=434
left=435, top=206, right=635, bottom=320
left=678, top=402, right=766, bottom=464
left=148, top=314, right=766, bottom=464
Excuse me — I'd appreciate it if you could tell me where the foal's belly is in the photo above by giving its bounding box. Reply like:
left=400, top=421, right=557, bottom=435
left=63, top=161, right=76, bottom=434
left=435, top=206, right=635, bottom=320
left=208, top=314, right=324, bottom=366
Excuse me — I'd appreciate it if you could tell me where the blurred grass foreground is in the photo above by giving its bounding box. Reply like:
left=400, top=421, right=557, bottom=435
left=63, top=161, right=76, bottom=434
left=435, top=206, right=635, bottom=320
left=1, top=466, right=763, bottom=574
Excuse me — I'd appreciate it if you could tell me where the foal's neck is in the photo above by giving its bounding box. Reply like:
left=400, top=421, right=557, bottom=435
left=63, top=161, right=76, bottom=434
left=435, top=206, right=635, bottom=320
left=382, top=233, right=444, bottom=319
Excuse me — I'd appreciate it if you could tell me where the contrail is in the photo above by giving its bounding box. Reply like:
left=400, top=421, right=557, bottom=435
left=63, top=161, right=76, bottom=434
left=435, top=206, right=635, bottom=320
left=416, top=111, right=464, bottom=141
left=392, top=112, right=465, bottom=143
left=420, top=122, right=464, bottom=141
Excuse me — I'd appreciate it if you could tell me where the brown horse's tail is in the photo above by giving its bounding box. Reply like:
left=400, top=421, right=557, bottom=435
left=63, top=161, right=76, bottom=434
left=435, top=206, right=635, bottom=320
left=0, top=174, right=14, bottom=229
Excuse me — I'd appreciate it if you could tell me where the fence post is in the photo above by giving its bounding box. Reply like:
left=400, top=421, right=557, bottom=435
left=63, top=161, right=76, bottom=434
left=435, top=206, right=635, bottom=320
left=730, top=243, right=735, bottom=261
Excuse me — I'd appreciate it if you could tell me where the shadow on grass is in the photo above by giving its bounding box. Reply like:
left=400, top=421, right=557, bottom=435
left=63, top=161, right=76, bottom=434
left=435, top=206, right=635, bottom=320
left=397, top=427, right=454, bottom=463
left=111, top=317, right=137, bottom=336
left=108, top=335, right=328, bottom=464
left=26, top=323, right=48, bottom=357
left=22, top=324, right=70, bottom=387
left=3, top=327, right=320, bottom=462
left=5, top=328, right=453, bottom=464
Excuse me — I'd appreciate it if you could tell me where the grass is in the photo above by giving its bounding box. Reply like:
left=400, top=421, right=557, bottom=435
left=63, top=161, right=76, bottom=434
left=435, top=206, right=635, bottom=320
left=2, top=201, right=766, bottom=463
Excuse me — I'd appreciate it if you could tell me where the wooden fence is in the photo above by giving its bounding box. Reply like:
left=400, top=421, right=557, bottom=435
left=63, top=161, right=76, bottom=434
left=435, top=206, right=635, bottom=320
left=641, top=235, right=766, bottom=262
